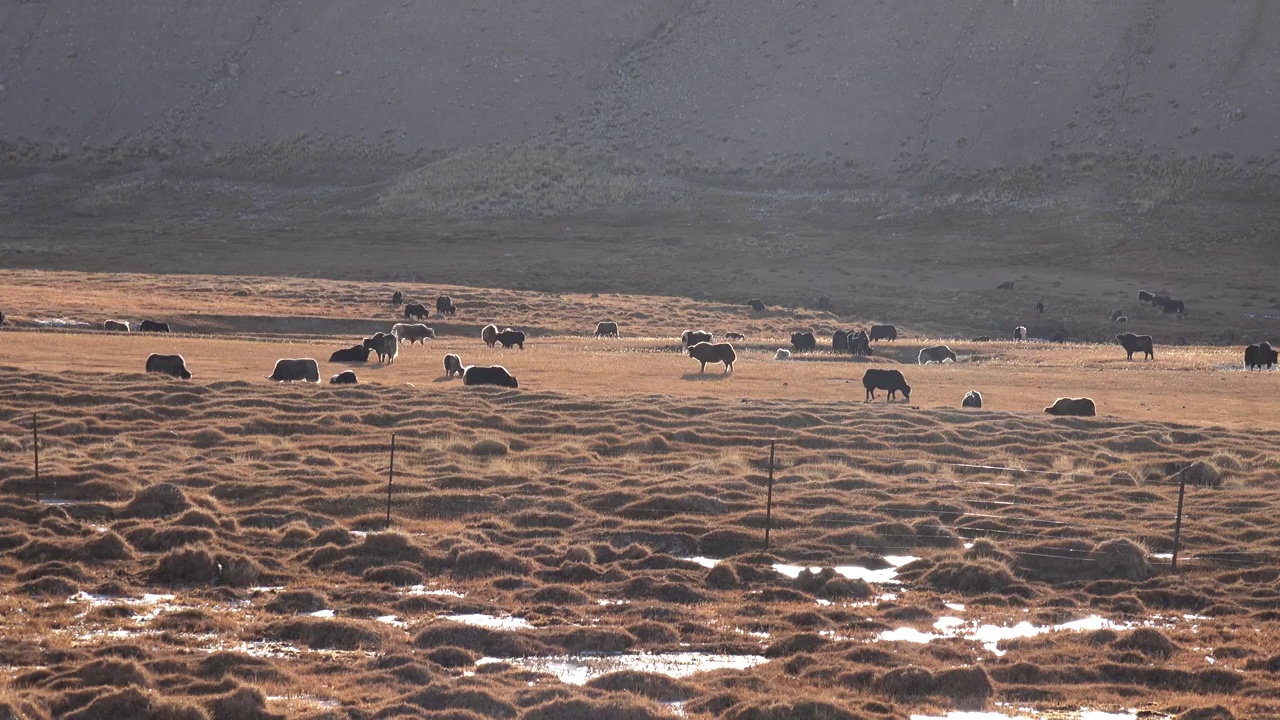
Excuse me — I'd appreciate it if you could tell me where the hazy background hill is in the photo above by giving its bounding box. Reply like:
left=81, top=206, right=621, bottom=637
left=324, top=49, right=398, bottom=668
left=2, top=0, right=1279, bottom=341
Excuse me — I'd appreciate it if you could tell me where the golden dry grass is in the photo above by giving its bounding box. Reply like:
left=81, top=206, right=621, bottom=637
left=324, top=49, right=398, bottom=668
left=3, top=273, right=1280, bottom=719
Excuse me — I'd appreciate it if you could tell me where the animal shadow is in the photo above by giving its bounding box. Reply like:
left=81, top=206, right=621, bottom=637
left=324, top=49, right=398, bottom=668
left=681, top=372, right=732, bottom=381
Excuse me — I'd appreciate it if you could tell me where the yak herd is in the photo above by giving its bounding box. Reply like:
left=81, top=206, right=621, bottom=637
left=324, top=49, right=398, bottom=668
left=0, top=284, right=1273, bottom=421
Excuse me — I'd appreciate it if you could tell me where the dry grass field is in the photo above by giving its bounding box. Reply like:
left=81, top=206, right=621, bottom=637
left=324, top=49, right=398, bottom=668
left=3, top=272, right=1280, bottom=720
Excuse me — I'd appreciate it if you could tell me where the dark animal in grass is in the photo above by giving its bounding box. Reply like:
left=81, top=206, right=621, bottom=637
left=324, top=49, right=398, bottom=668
left=404, top=303, right=429, bottom=321
left=869, top=324, right=897, bottom=342
left=962, top=391, right=982, bottom=408
left=1115, top=316, right=1128, bottom=324
left=1044, top=397, right=1096, bottom=417
left=971, top=336, right=991, bottom=342
left=997, top=281, right=1015, bottom=290
left=848, top=332, right=873, bottom=357
left=391, top=291, right=403, bottom=305
left=436, top=295, right=456, bottom=316
left=266, top=358, right=320, bottom=383
left=139, top=320, right=170, bottom=333
left=863, top=369, right=910, bottom=402
left=687, top=342, right=736, bottom=373
left=363, top=332, right=399, bottom=363
left=1161, top=299, right=1185, bottom=314
left=724, top=332, right=745, bottom=341
left=1150, top=296, right=1170, bottom=310
left=747, top=298, right=766, bottom=312
left=1013, top=326, right=1027, bottom=341
left=1116, top=333, right=1154, bottom=360
left=496, top=329, right=525, bottom=349
left=145, top=354, right=191, bottom=380
left=482, top=324, right=499, bottom=347
left=444, top=354, right=465, bottom=378
left=1036, top=301, right=1044, bottom=314
left=681, top=330, right=713, bottom=347
left=1245, top=342, right=1278, bottom=370
left=104, top=320, right=129, bottom=332
left=0, top=311, right=6, bottom=325
left=791, top=331, right=817, bottom=352
left=1138, top=290, right=1154, bottom=303
left=329, top=371, right=358, bottom=385
left=329, top=345, right=371, bottom=363
left=463, top=365, right=519, bottom=388
left=918, top=345, right=958, bottom=364
left=594, top=321, right=619, bottom=337
left=832, top=330, right=850, bottom=352
left=817, top=296, right=833, bottom=311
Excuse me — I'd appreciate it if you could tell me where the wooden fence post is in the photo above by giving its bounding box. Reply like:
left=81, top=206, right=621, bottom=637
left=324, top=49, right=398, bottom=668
left=386, top=433, right=396, bottom=529
left=32, top=413, right=39, bottom=502
left=764, top=440, right=776, bottom=550
left=1171, top=477, right=1186, bottom=572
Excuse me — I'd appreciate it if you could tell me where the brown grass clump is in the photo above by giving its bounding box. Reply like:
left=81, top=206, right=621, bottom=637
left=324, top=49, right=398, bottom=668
left=931, top=666, right=994, bottom=708
left=204, top=686, right=282, bottom=720
left=527, top=585, right=590, bottom=605
left=1091, top=538, right=1151, bottom=581
left=364, top=564, right=425, bottom=586
left=263, top=589, right=328, bottom=614
left=122, top=483, right=192, bottom=519
left=625, top=622, right=680, bottom=644
left=151, top=547, right=219, bottom=585
left=424, top=647, right=477, bottom=669
left=521, top=696, right=675, bottom=720
left=923, top=559, right=1019, bottom=595
left=469, top=438, right=509, bottom=457
left=400, top=685, right=517, bottom=718
left=1112, top=628, right=1179, bottom=658
left=548, top=627, right=637, bottom=653
left=452, top=549, right=532, bottom=578
left=151, top=609, right=229, bottom=634
left=875, top=665, right=935, bottom=698
left=585, top=671, right=700, bottom=702
left=413, top=622, right=546, bottom=658
left=765, top=633, right=829, bottom=658
left=706, top=563, right=742, bottom=589
left=1176, top=707, right=1234, bottom=720
left=261, top=617, right=386, bottom=651
left=64, top=688, right=208, bottom=720
left=722, top=698, right=865, bottom=720
left=195, top=653, right=289, bottom=683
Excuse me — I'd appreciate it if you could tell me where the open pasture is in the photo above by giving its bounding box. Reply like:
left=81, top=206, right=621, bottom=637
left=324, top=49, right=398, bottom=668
left=2, top=273, right=1280, bottom=719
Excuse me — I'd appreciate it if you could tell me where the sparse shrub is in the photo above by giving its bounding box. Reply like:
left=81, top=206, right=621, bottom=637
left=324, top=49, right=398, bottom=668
left=470, top=438, right=509, bottom=457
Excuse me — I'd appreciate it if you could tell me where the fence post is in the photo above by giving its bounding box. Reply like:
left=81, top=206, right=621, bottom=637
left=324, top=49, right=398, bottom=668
left=386, top=433, right=396, bottom=529
left=1171, top=477, right=1186, bottom=572
left=32, top=413, right=39, bottom=503
left=764, top=440, right=776, bottom=550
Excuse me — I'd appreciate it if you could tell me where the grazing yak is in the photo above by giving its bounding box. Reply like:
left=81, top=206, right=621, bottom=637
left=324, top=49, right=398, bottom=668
left=1138, top=290, right=1154, bottom=303
left=436, top=295, right=456, bottom=316
left=863, top=369, right=911, bottom=402
left=266, top=358, right=320, bottom=383
left=1036, top=301, right=1045, bottom=314
left=1116, top=333, right=1154, bottom=360
left=1245, top=342, right=1278, bottom=370
left=330, top=345, right=371, bottom=363
left=848, top=331, right=873, bottom=357
left=918, top=345, right=958, bottom=364
left=482, top=324, right=500, bottom=347
left=971, top=336, right=991, bottom=342
left=681, top=330, right=713, bottom=347
left=391, top=291, right=403, bottom=305
left=962, top=390, right=983, bottom=408
left=404, top=303, right=429, bottom=321
left=1115, top=316, right=1129, bottom=324
left=463, top=365, right=519, bottom=388
left=1161, top=299, right=1185, bottom=315
left=997, top=281, right=1015, bottom=290
left=329, top=371, right=358, bottom=385
left=747, top=299, right=767, bottom=312
left=775, top=349, right=791, bottom=360
left=687, top=342, right=736, bottom=373
left=869, top=324, right=897, bottom=342
left=139, top=320, right=170, bottom=333
left=791, top=331, right=817, bottom=352
left=104, top=320, right=129, bottom=332
left=444, top=354, right=465, bottom=378
left=594, top=321, right=619, bottom=337
left=392, top=323, right=435, bottom=345
left=832, top=330, right=850, bottom=352
left=145, top=354, right=191, bottom=380
left=817, top=296, right=833, bottom=311
left=724, top=332, right=745, bottom=341
left=1044, top=397, right=1096, bottom=417
left=1013, top=326, right=1027, bottom=341
left=496, top=329, right=526, bottom=349
left=363, top=332, right=399, bottom=364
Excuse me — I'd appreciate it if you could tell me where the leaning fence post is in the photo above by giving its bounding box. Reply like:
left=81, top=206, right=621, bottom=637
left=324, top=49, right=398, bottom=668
left=764, top=440, right=776, bottom=550
left=386, top=433, right=396, bottom=529
left=32, top=413, right=40, bottom=503
left=1170, top=476, right=1186, bottom=572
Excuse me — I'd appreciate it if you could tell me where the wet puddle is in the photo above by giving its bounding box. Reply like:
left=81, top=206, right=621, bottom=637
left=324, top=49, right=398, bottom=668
left=686, top=556, right=917, bottom=585
left=879, top=614, right=1176, bottom=656
left=479, top=652, right=768, bottom=685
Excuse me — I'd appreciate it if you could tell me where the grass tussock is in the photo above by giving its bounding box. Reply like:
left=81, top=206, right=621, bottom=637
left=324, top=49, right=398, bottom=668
left=261, top=617, right=386, bottom=651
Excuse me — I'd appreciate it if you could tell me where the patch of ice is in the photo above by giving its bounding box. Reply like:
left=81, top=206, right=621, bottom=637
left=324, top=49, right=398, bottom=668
left=685, top=557, right=719, bottom=569
left=444, top=613, right=534, bottom=630
left=407, top=585, right=465, bottom=598
left=308, top=609, right=335, bottom=618
left=480, top=652, right=768, bottom=685
left=879, top=614, right=1144, bottom=656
